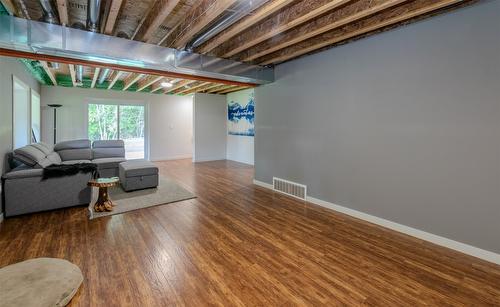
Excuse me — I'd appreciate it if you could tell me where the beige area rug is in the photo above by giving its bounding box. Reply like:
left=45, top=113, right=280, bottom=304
left=88, top=176, right=196, bottom=219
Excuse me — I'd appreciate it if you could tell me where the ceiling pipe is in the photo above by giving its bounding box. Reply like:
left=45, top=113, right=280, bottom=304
left=74, top=0, right=103, bottom=85
left=98, top=68, right=111, bottom=84
left=38, top=0, right=59, bottom=24
left=76, top=64, right=84, bottom=84
left=87, top=0, right=103, bottom=32
left=184, top=0, right=267, bottom=52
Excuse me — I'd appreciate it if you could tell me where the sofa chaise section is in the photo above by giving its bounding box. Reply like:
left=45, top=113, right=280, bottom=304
left=92, top=140, right=126, bottom=178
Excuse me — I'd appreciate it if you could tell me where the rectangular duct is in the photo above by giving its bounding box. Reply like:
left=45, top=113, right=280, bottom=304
left=0, top=15, right=274, bottom=85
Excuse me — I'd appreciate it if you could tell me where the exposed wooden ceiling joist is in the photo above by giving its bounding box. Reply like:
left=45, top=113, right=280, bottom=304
left=243, top=0, right=409, bottom=62
left=150, top=80, right=165, bottom=93
left=108, top=71, right=123, bottom=89
left=166, top=80, right=197, bottom=94
left=162, top=0, right=237, bottom=49
left=190, top=83, right=224, bottom=94
left=123, top=73, right=145, bottom=91
left=0, top=0, right=18, bottom=15
left=55, top=0, right=69, bottom=25
left=207, top=84, right=233, bottom=93
left=217, top=85, right=249, bottom=94
left=104, top=0, right=124, bottom=35
left=137, top=75, right=163, bottom=92
left=218, top=0, right=353, bottom=58
left=68, top=64, right=77, bottom=87
left=134, top=0, right=182, bottom=42
left=176, top=82, right=211, bottom=95
left=260, top=0, right=465, bottom=65
left=197, top=0, right=295, bottom=54
left=40, top=61, right=57, bottom=86
left=91, top=67, right=100, bottom=88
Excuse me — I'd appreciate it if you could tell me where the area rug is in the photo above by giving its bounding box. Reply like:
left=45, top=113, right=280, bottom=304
left=88, top=176, right=196, bottom=219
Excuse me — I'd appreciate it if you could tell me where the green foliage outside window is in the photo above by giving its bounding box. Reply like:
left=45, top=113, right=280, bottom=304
left=88, top=104, right=144, bottom=141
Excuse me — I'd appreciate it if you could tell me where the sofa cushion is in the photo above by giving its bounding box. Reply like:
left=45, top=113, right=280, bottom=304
left=61, top=160, right=92, bottom=165
left=57, top=149, right=92, bottom=161
left=31, top=142, right=54, bottom=155
left=54, top=139, right=91, bottom=151
left=2, top=168, right=44, bottom=179
left=54, top=140, right=92, bottom=161
left=13, top=145, right=46, bottom=167
left=92, top=140, right=125, bottom=159
left=92, top=140, right=124, bottom=148
left=119, top=160, right=158, bottom=177
left=46, top=152, right=62, bottom=164
left=92, top=157, right=126, bottom=169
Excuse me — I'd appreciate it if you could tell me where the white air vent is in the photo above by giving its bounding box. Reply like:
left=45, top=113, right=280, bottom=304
left=272, top=177, right=307, bottom=200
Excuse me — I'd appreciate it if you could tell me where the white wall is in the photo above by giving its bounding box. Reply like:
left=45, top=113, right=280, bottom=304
left=193, top=93, right=226, bottom=162
left=226, top=89, right=254, bottom=165
left=0, top=56, right=41, bottom=217
left=41, top=86, right=193, bottom=161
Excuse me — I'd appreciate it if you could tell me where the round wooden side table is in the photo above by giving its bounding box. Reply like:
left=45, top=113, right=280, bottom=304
left=88, top=177, right=120, bottom=212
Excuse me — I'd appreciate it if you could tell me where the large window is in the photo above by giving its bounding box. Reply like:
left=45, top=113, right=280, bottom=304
left=88, top=103, right=146, bottom=159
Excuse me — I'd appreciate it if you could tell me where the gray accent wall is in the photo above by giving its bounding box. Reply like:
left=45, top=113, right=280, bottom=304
left=255, top=1, right=500, bottom=253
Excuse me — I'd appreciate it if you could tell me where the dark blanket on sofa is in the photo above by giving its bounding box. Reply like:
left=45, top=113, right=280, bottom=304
left=42, top=163, right=99, bottom=179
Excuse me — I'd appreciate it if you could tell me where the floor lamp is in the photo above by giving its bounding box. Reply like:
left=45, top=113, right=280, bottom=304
left=47, top=104, right=62, bottom=144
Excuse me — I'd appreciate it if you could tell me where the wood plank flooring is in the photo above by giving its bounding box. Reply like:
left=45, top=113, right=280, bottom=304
left=0, top=159, right=499, bottom=306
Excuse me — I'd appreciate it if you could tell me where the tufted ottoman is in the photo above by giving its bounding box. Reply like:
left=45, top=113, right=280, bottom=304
left=119, top=160, right=159, bottom=192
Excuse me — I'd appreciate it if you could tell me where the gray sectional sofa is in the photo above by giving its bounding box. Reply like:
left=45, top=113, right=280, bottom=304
left=1, top=139, right=126, bottom=217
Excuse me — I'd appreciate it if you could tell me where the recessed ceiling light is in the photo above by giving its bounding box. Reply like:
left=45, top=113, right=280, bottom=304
left=161, top=81, right=173, bottom=88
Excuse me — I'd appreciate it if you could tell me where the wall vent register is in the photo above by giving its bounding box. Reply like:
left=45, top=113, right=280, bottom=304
left=272, top=177, right=307, bottom=201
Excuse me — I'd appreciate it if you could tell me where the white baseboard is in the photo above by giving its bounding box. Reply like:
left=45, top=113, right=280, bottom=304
left=253, top=179, right=500, bottom=265
left=192, top=157, right=226, bottom=163
left=150, top=154, right=192, bottom=162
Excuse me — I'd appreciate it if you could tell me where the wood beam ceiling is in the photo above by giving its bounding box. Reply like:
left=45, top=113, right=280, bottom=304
left=40, top=61, right=57, bottom=86
left=0, top=0, right=18, bottom=15
left=161, top=0, right=237, bottom=49
left=217, top=85, right=249, bottom=94
left=107, top=71, right=123, bottom=89
left=260, top=0, right=466, bottom=65
left=68, top=64, right=77, bottom=87
left=55, top=0, right=69, bottom=25
left=104, top=0, right=124, bottom=35
left=215, top=0, right=353, bottom=58
left=186, top=83, right=224, bottom=94
left=134, top=0, right=181, bottom=42
left=122, top=73, right=145, bottom=91
left=137, top=75, right=163, bottom=92
left=175, top=82, right=210, bottom=95
left=166, top=80, right=197, bottom=94
left=91, top=67, right=100, bottom=88
left=207, top=84, right=233, bottom=93
left=242, top=0, right=410, bottom=62
left=196, top=0, right=295, bottom=54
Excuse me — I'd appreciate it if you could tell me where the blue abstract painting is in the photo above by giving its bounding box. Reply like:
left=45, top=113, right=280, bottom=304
left=228, top=90, right=255, bottom=136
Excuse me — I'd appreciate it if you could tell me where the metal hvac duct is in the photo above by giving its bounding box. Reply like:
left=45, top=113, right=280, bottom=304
left=184, top=0, right=268, bottom=51
left=0, top=15, right=274, bottom=84
left=38, top=0, right=59, bottom=24
left=87, top=0, right=103, bottom=32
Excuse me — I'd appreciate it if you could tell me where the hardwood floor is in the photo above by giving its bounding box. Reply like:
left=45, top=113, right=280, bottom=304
left=1, top=159, right=499, bottom=306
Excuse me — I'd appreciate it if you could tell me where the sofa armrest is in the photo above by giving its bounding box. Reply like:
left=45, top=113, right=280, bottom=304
left=2, top=168, right=44, bottom=180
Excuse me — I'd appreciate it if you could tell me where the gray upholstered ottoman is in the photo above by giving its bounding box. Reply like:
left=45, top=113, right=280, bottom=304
left=119, top=160, right=159, bottom=192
